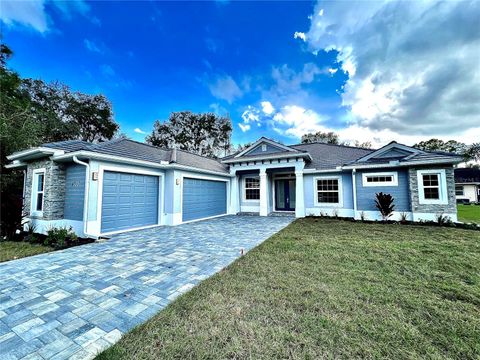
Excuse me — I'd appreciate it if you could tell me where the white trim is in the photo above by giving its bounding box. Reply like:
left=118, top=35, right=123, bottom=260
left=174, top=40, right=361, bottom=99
left=243, top=176, right=260, bottom=202
left=240, top=205, right=260, bottom=212
left=96, top=164, right=165, bottom=236
left=7, top=147, right=59, bottom=160
left=179, top=173, right=230, bottom=223
left=224, top=152, right=311, bottom=164
left=417, top=169, right=448, bottom=205
left=234, top=137, right=296, bottom=158
left=31, top=168, right=46, bottom=217
left=306, top=208, right=354, bottom=218
left=52, top=151, right=231, bottom=177
left=343, top=158, right=461, bottom=170
left=313, top=175, right=343, bottom=207
left=362, top=171, right=398, bottom=187
left=23, top=218, right=84, bottom=237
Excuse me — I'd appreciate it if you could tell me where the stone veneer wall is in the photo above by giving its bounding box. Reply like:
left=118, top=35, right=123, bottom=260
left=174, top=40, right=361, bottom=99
left=408, top=166, right=457, bottom=214
left=24, top=159, right=66, bottom=220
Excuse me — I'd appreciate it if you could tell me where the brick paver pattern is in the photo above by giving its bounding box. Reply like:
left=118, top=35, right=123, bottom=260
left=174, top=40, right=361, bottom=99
left=0, top=215, right=293, bottom=360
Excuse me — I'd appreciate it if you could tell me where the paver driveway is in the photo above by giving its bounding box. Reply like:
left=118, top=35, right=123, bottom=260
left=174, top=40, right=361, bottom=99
left=0, top=215, right=293, bottom=360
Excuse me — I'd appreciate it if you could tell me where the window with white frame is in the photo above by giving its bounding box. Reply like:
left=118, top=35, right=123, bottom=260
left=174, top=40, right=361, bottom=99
left=417, top=169, right=448, bottom=204
left=31, top=169, right=45, bottom=215
left=362, top=172, right=398, bottom=186
left=455, top=185, right=464, bottom=196
left=261, top=144, right=267, bottom=152
left=314, top=176, right=343, bottom=206
left=244, top=177, right=260, bottom=200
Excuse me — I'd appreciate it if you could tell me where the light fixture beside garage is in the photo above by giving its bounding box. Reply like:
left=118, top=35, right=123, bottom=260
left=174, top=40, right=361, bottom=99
left=92, top=172, right=99, bottom=181
left=176, top=178, right=180, bottom=185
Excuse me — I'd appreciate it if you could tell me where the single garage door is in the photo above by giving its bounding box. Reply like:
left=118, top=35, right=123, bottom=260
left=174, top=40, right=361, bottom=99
left=182, top=178, right=227, bottom=222
left=101, top=171, right=159, bottom=233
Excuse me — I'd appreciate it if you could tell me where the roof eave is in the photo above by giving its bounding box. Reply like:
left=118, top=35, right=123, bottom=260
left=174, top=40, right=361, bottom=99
left=7, top=147, right=64, bottom=161
left=343, top=158, right=462, bottom=170
left=223, top=152, right=311, bottom=164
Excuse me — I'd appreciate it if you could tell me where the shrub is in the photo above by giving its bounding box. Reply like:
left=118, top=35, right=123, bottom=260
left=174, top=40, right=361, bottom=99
left=24, top=222, right=40, bottom=244
left=360, top=211, right=367, bottom=222
left=45, top=226, right=78, bottom=249
left=399, top=212, right=409, bottom=223
left=375, top=192, right=395, bottom=221
left=436, top=213, right=451, bottom=225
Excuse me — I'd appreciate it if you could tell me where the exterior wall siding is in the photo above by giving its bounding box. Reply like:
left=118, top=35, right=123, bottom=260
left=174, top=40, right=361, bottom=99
left=356, top=169, right=411, bottom=212
left=375, top=148, right=411, bottom=158
left=24, top=159, right=66, bottom=220
left=64, top=164, right=86, bottom=221
left=408, top=166, right=457, bottom=214
left=304, top=172, right=354, bottom=209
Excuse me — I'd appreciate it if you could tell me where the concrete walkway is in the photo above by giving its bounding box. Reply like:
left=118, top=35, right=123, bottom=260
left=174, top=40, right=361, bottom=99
left=0, top=215, right=293, bottom=360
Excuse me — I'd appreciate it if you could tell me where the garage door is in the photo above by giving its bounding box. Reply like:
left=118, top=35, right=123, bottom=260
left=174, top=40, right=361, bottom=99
left=101, top=171, right=159, bottom=233
left=182, top=178, right=227, bottom=222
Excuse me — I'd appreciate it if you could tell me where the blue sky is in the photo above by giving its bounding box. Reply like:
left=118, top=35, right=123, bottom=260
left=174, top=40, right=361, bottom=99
left=2, top=1, right=479, bottom=147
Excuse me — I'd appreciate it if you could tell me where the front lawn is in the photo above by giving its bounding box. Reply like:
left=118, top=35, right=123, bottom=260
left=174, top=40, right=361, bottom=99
left=97, top=218, right=480, bottom=359
left=458, top=204, right=480, bottom=223
left=0, top=241, right=54, bottom=262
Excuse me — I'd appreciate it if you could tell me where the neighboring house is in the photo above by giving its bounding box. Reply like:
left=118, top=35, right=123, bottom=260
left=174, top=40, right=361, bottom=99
left=6, top=137, right=462, bottom=238
left=455, top=168, right=480, bottom=203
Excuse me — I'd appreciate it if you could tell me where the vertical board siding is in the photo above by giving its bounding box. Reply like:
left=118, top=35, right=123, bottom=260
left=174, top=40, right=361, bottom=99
left=245, top=143, right=284, bottom=156
left=64, top=164, right=86, bottom=221
left=101, top=171, right=159, bottom=233
left=356, top=169, right=411, bottom=211
left=182, top=178, right=227, bottom=222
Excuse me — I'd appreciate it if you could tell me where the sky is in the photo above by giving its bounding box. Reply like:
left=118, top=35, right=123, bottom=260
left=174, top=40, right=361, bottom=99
left=1, top=0, right=479, bottom=148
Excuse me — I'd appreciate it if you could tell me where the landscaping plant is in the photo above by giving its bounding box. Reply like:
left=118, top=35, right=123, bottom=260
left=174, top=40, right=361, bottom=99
left=45, top=226, right=78, bottom=249
left=375, top=192, right=395, bottom=221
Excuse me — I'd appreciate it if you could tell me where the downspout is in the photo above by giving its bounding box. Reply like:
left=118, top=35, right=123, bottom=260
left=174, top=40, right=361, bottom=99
left=352, top=169, right=357, bottom=219
left=73, top=156, right=92, bottom=238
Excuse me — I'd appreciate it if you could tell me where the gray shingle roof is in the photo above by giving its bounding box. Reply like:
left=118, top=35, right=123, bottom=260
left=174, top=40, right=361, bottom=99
left=43, top=138, right=229, bottom=174
left=290, top=143, right=374, bottom=169
left=42, top=140, right=92, bottom=152
left=349, top=149, right=462, bottom=167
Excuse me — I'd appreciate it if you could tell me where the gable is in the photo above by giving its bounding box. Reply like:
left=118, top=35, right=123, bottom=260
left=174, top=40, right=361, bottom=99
left=244, top=142, right=286, bottom=156
left=374, top=148, right=413, bottom=159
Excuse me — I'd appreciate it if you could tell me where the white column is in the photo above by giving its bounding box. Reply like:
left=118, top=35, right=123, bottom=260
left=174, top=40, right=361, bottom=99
left=259, top=168, right=268, bottom=216
left=229, top=171, right=239, bottom=214
left=295, top=170, right=305, bottom=218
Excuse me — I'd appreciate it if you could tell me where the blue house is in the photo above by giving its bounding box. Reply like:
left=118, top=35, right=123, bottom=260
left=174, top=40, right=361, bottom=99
left=6, top=137, right=462, bottom=237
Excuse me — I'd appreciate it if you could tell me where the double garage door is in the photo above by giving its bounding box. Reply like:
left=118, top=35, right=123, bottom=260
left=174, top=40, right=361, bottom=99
left=101, top=172, right=227, bottom=233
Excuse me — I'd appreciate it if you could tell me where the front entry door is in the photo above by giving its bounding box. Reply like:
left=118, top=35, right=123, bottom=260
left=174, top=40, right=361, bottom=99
left=275, top=179, right=296, bottom=211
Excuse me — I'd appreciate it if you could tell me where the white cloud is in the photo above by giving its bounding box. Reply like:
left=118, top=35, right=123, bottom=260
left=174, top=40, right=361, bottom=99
left=1, top=1, right=48, bottom=32
left=305, top=0, right=480, bottom=138
left=209, top=103, right=227, bottom=115
left=328, top=68, right=338, bottom=75
left=260, top=101, right=275, bottom=115
left=84, top=39, right=102, bottom=53
left=208, top=75, right=243, bottom=103
left=293, top=31, right=307, bottom=42
left=241, top=106, right=260, bottom=123
left=272, top=105, right=329, bottom=138
left=1, top=0, right=90, bottom=33
left=239, top=123, right=251, bottom=132
left=134, top=128, right=146, bottom=134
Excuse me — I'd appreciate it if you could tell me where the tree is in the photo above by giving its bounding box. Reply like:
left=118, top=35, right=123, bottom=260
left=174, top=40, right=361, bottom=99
left=301, top=131, right=339, bottom=144
left=413, top=139, right=478, bottom=162
left=352, top=140, right=373, bottom=149
left=146, top=111, right=232, bottom=157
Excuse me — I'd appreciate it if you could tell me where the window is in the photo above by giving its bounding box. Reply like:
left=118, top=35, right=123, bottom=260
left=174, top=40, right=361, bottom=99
left=244, top=177, right=260, bottom=200
left=422, top=174, right=440, bottom=199
left=362, top=172, right=398, bottom=186
left=31, top=169, right=45, bottom=215
left=417, top=169, right=448, bottom=205
left=314, top=176, right=343, bottom=206
left=455, top=185, right=464, bottom=196
left=261, top=144, right=267, bottom=152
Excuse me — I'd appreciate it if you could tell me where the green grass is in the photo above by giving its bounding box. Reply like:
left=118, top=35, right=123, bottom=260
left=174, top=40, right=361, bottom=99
left=0, top=241, right=54, bottom=262
left=458, top=204, right=480, bottom=223
left=97, top=218, right=480, bottom=359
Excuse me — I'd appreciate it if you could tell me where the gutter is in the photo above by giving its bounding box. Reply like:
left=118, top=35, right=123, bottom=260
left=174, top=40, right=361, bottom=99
left=53, top=151, right=232, bottom=177
left=72, top=156, right=94, bottom=239
left=7, top=147, right=63, bottom=161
